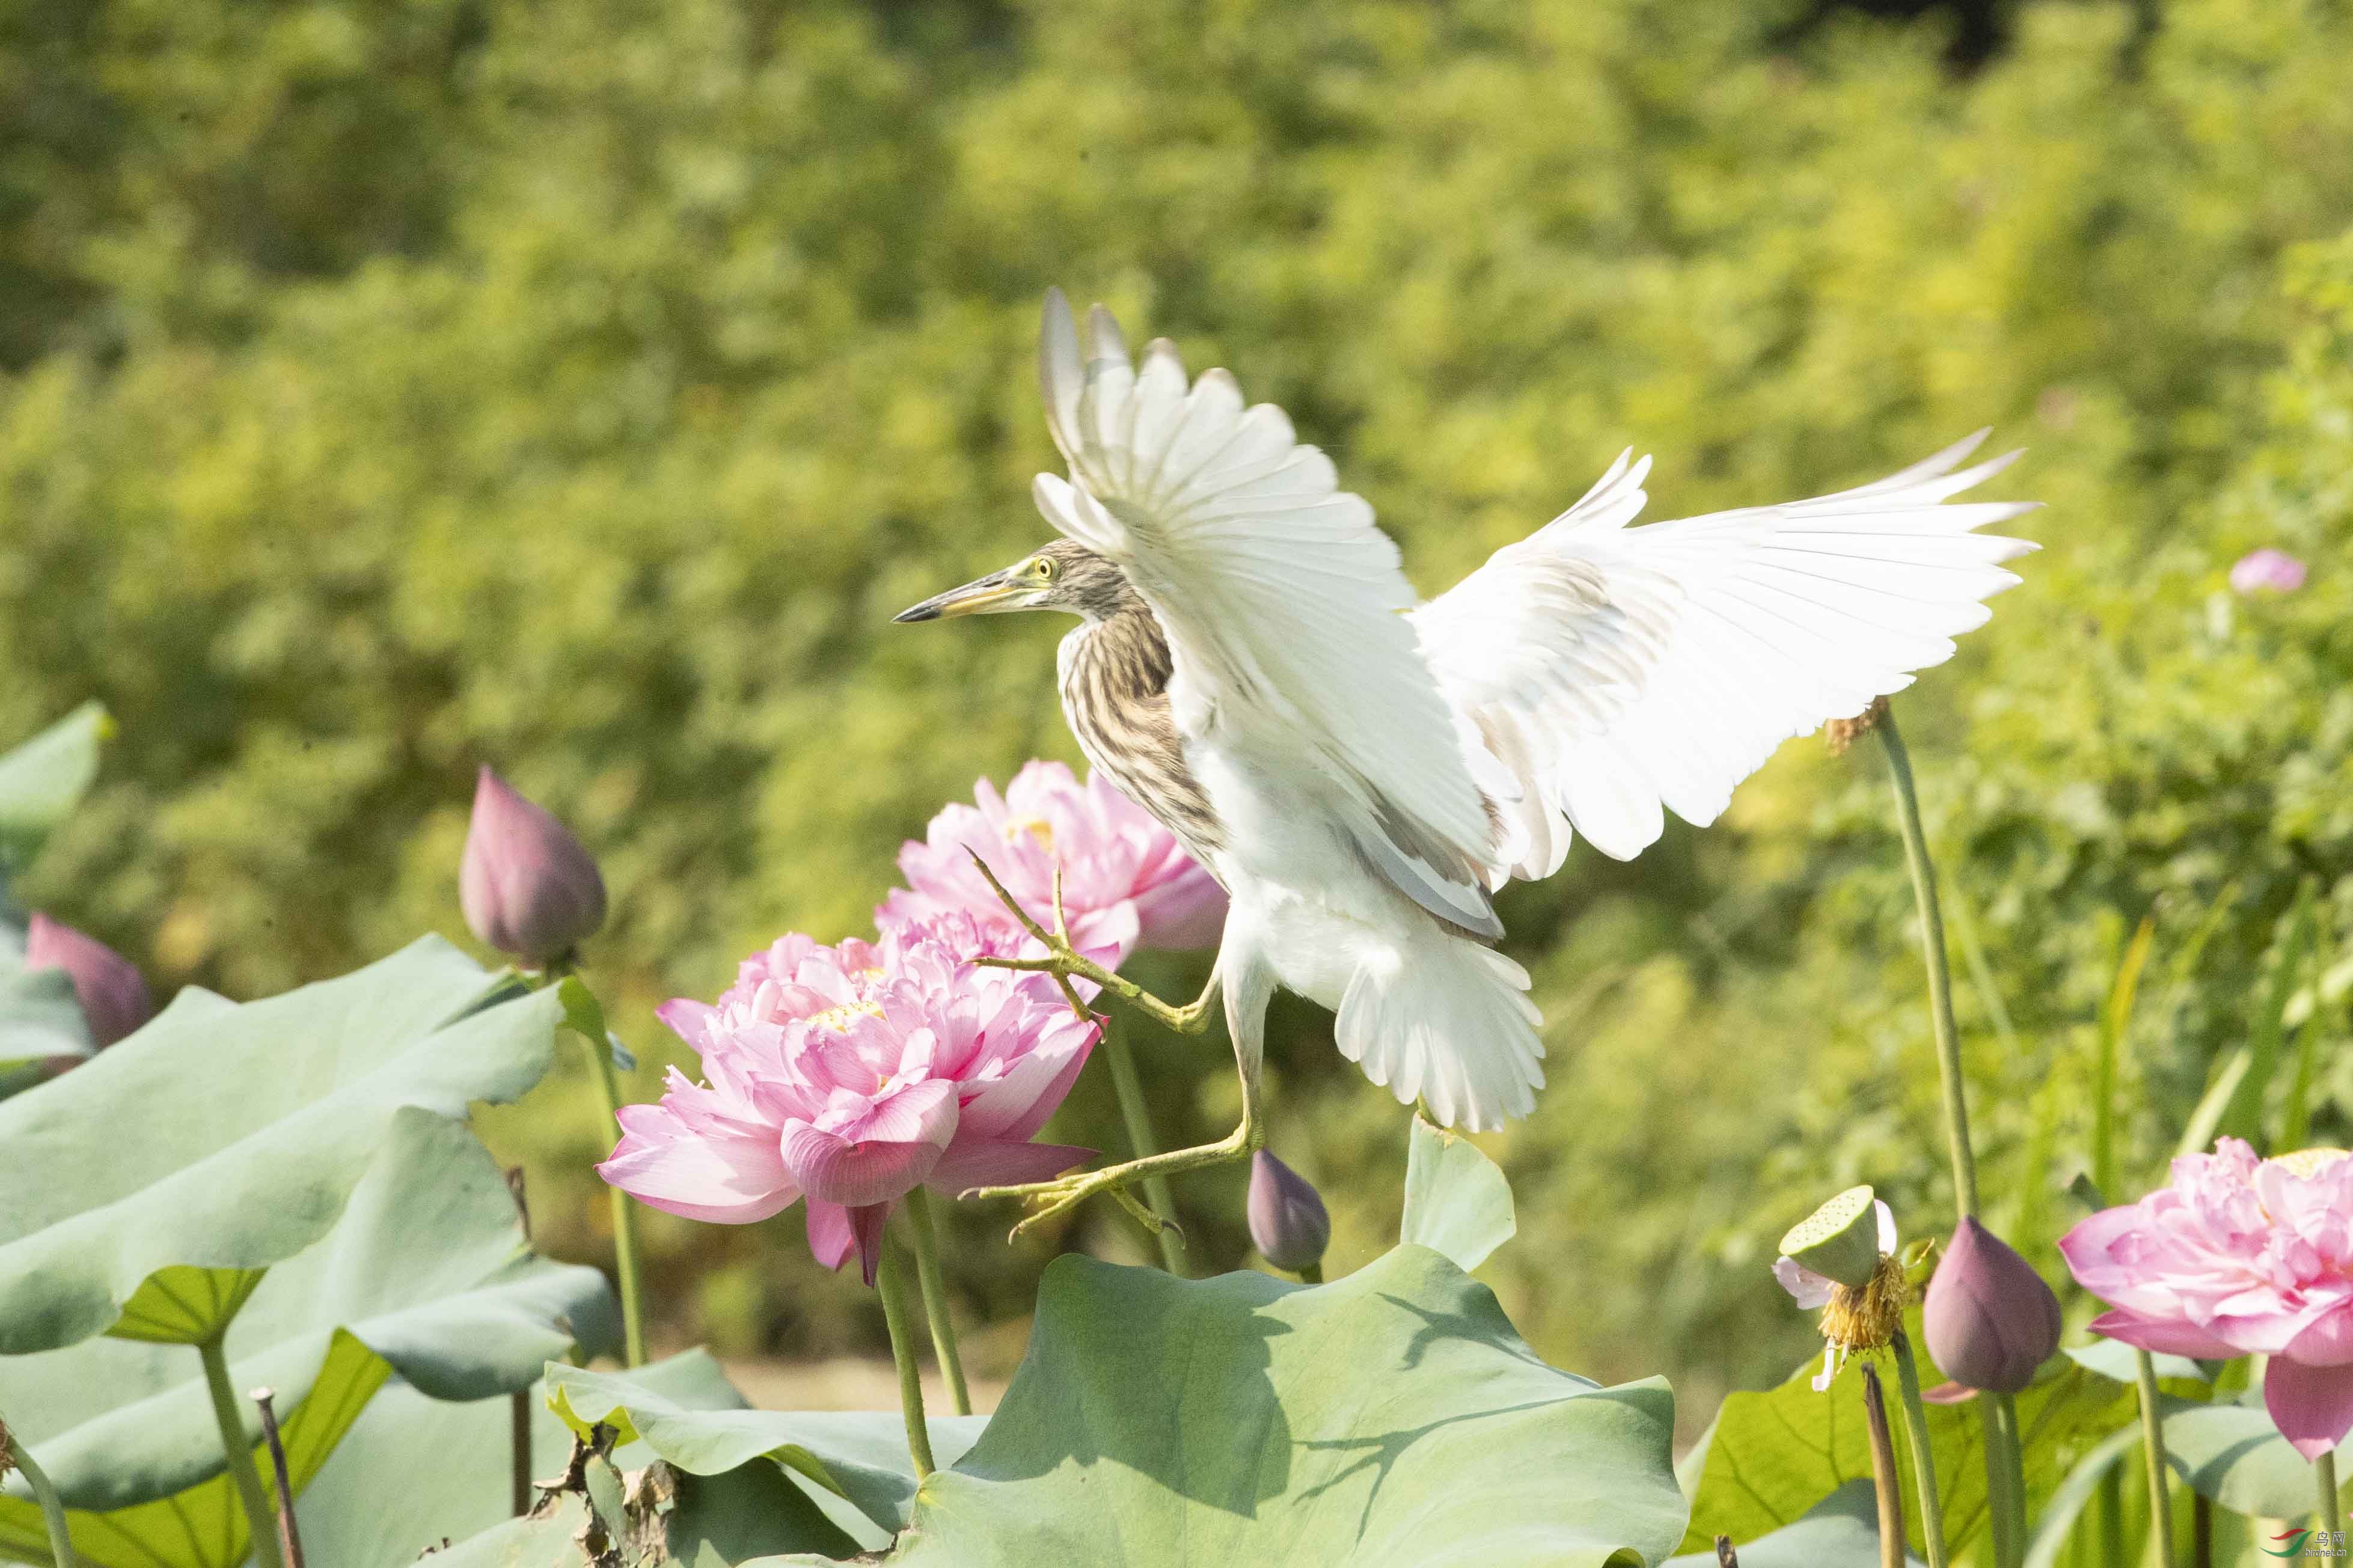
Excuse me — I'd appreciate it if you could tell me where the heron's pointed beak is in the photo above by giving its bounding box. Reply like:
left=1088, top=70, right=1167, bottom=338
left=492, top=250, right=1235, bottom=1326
left=893, top=569, right=1027, bottom=623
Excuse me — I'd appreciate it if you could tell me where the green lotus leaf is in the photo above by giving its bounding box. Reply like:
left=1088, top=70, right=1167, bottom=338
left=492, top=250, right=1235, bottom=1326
left=1399, top=1112, right=1516, bottom=1273
left=761, top=1245, right=1681, bottom=1568
left=1667, top=1480, right=1918, bottom=1567
left=293, top=1350, right=858, bottom=1567
left=0, top=702, right=108, bottom=894
left=0, top=935, right=563, bottom=1355
left=0, top=1109, right=617, bottom=1568
left=545, top=1359, right=987, bottom=1542
left=1679, top=1313, right=2135, bottom=1558
left=0, top=965, right=91, bottom=1096
left=2158, top=1385, right=2339, bottom=1521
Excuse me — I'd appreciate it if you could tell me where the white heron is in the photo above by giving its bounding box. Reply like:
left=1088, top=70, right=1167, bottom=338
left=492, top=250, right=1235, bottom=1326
left=894, top=290, right=2037, bottom=1233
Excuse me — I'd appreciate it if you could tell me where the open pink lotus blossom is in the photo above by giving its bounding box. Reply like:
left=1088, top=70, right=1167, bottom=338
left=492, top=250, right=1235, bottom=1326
left=598, top=911, right=1098, bottom=1284
left=2229, top=548, right=2307, bottom=594
left=879, top=760, right=1225, bottom=963
left=2061, top=1140, right=2353, bottom=1458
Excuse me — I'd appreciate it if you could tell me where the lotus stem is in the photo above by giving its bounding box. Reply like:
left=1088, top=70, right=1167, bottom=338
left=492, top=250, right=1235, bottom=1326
left=2128, top=1350, right=2177, bottom=1568
left=2318, top=1449, right=2340, bottom=1536
left=1297, top=1261, right=1324, bottom=1284
left=2, top=1412, right=80, bottom=1568
left=1890, top=1334, right=1951, bottom=1568
left=1879, top=713, right=2024, bottom=1566
left=551, top=968, right=647, bottom=1367
left=904, top=1188, right=972, bottom=1417
left=1875, top=710, right=1978, bottom=1218
left=197, top=1337, right=285, bottom=1568
left=504, top=1166, right=534, bottom=1514
left=249, top=1388, right=306, bottom=1568
left=877, top=1237, right=936, bottom=1480
left=1100, top=1016, right=1187, bottom=1274
left=2191, top=1494, right=2211, bottom=1568
left=1862, top=1362, right=1906, bottom=1568
left=1983, top=1391, right=2028, bottom=1568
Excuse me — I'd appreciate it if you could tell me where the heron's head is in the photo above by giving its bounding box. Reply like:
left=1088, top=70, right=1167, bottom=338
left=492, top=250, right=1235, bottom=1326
left=893, top=539, right=1137, bottom=625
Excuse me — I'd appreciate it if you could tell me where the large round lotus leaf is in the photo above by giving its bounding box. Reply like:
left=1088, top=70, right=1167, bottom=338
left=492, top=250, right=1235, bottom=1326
left=0, top=1109, right=616, bottom=1568
left=292, top=1350, right=861, bottom=1568
left=545, top=1359, right=988, bottom=1543
left=0, top=935, right=565, bottom=1355
left=765, top=1246, right=1683, bottom=1568
left=1666, top=1481, right=1917, bottom=1567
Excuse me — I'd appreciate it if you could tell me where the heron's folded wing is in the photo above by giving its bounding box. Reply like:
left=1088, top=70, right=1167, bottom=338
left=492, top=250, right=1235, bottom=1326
left=1032, top=289, right=1501, bottom=936
left=1413, top=432, right=2040, bottom=881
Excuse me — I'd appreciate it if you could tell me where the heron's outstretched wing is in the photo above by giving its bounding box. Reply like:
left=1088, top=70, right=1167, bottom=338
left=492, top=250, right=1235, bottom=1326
left=1415, top=432, right=2039, bottom=880
left=1030, top=290, right=1502, bottom=936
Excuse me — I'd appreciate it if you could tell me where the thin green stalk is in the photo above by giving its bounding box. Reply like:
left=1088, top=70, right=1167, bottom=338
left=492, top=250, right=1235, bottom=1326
left=1890, top=1335, right=1951, bottom=1568
left=904, top=1188, right=971, bottom=1417
left=2318, top=1449, right=2340, bottom=1535
left=197, top=1337, right=284, bottom=1568
left=2134, top=1350, right=2177, bottom=1568
left=1876, top=713, right=1978, bottom=1218
left=1100, top=1017, right=1187, bottom=1274
left=877, top=1239, right=935, bottom=1480
left=1862, top=1363, right=1906, bottom=1568
left=1984, top=1392, right=2028, bottom=1568
left=552, top=971, right=647, bottom=1367
left=583, top=1036, right=648, bottom=1367
left=3, top=1412, right=80, bottom=1568
left=1297, top=1262, right=1324, bottom=1285
left=2094, top=1472, right=2125, bottom=1568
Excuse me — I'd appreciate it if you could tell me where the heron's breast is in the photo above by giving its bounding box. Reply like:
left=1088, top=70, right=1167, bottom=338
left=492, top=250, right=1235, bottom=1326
left=1057, top=616, right=1226, bottom=866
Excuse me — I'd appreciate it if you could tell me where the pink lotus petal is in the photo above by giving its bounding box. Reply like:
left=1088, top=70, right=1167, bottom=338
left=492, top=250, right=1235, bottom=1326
left=782, top=1113, right=955, bottom=1210
left=1920, top=1381, right=1978, bottom=1405
left=1774, top=1255, right=1835, bottom=1311
left=2085, top=1309, right=2245, bottom=1362
left=927, top=1139, right=1094, bottom=1193
left=2265, top=1356, right=2353, bottom=1460
left=2230, top=548, right=2307, bottom=595
left=807, top=1200, right=857, bottom=1271
left=597, top=1110, right=801, bottom=1225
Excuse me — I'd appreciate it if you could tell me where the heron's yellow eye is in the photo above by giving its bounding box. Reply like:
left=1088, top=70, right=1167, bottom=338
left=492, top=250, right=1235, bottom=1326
left=1032, top=556, right=1059, bottom=582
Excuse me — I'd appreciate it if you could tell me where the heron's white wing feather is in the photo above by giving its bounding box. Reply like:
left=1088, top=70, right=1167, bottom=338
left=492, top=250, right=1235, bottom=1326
left=1415, top=432, right=2039, bottom=879
left=1033, top=290, right=1501, bottom=935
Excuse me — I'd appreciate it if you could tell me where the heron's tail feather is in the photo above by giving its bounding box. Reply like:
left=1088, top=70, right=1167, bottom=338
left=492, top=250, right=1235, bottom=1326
left=1335, top=936, right=1544, bottom=1132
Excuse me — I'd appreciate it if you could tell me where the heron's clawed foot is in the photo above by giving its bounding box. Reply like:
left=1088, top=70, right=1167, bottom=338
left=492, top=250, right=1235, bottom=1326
left=963, top=1123, right=1252, bottom=1244
left=962, top=850, right=1219, bottom=1034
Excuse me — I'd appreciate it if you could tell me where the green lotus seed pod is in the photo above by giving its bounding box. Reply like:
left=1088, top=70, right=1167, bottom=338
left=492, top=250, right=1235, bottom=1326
left=1778, top=1185, right=1882, bottom=1290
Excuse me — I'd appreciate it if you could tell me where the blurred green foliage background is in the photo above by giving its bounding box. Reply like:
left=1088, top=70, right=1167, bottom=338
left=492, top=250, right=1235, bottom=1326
left=5, top=0, right=2351, bottom=1416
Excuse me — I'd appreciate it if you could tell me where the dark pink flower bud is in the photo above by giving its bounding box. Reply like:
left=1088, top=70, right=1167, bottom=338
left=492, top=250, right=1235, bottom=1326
left=1248, top=1151, right=1330, bottom=1274
left=26, top=912, right=154, bottom=1049
left=459, top=766, right=607, bottom=964
left=1924, top=1217, right=2062, bottom=1394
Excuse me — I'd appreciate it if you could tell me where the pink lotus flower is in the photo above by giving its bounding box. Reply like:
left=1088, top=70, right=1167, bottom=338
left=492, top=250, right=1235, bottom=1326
left=2061, top=1140, right=2353, bottom=1458
left=879, top=761, right=1225, bottom=963
left=2230, top=548, right=2307, bottom=594
left=597, top=911, right=1098, bottom=1284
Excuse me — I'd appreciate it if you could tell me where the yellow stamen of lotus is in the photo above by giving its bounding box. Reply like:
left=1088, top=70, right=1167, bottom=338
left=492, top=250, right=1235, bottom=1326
left=1005, top=815, right=1055, bottom=854
left=2268, top=1147, right=2350, bottom=1179
left=1820, top=1252, right=1910, bottom=1362
left=807, top=999, right=886, bottom=1034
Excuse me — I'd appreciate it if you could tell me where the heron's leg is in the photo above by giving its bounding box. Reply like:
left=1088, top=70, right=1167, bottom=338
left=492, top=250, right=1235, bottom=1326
left=962, top=951, right=1269, bottom=1244
left=964, top=853, right=1220, bottom=1035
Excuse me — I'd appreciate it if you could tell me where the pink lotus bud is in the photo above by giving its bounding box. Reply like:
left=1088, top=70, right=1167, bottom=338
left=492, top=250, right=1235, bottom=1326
left=1924, top=1217, right=2061, bottom=1394
left=459, top=766, right=607, bottom=964
left=1248, top=1151, right=1330, bottom=1275
left=26, top=912, right=154, bottom=1049
left=2229, top=548, right=2306, bottom=594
